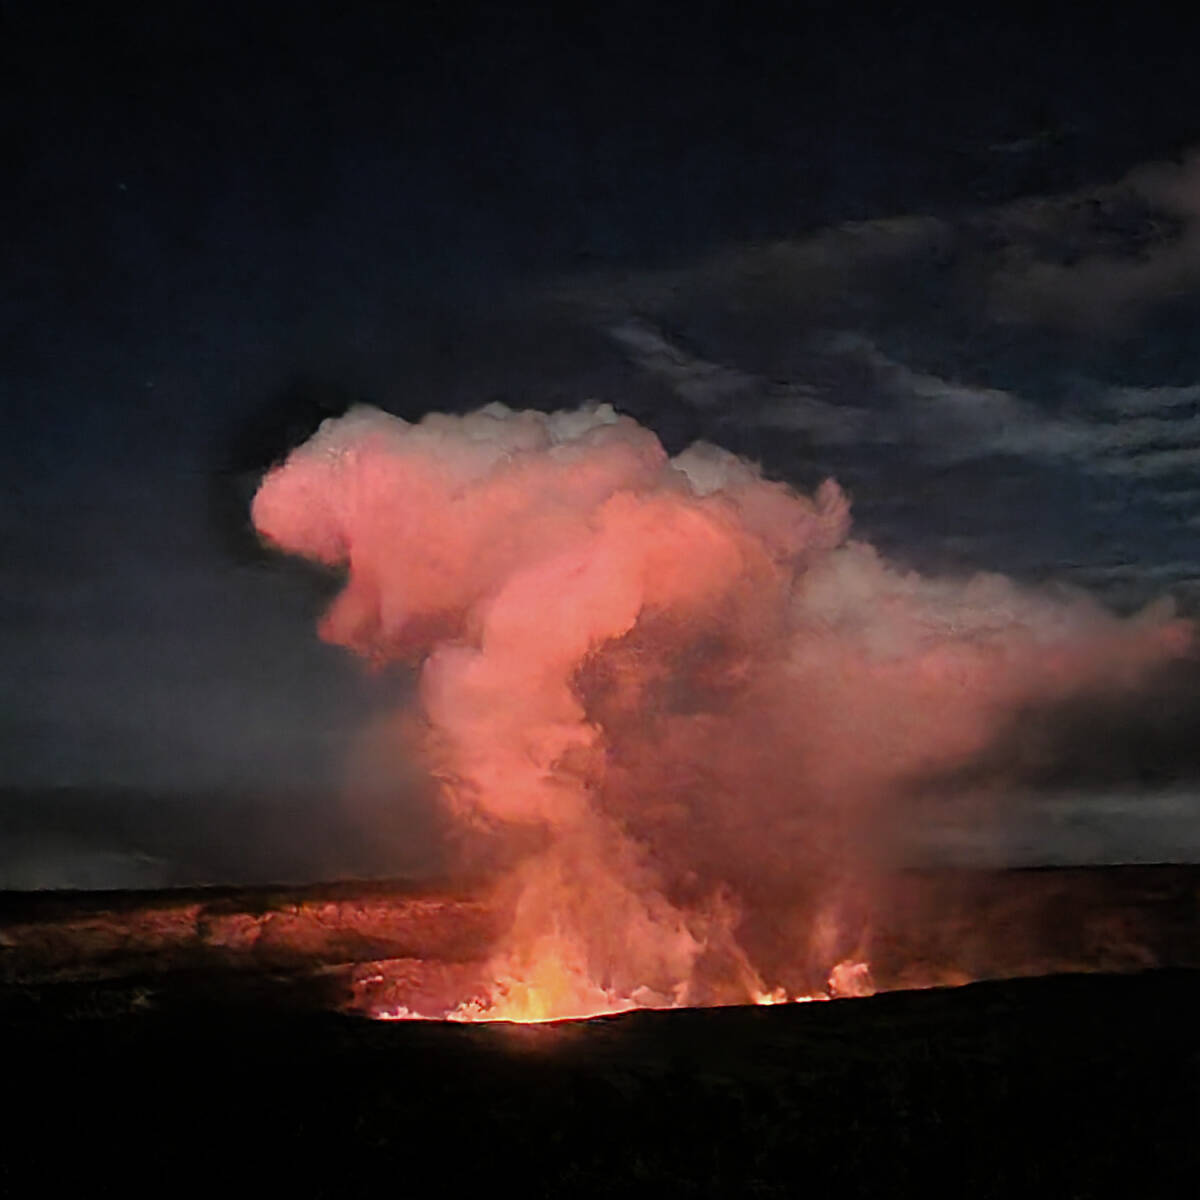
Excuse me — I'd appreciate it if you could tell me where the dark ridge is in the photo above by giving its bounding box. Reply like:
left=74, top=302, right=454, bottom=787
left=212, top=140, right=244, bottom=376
left=2, top=968, right=1196, bottom=1196
left=0, top=872, right=468, bottom=921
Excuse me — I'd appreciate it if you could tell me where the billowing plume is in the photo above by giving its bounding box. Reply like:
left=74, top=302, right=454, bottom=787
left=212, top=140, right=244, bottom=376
left=253, top=403, right=1192, bottom=1018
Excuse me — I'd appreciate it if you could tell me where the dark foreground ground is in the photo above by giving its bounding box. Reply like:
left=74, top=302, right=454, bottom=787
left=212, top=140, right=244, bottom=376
left=2, top=968, right=1198, bottom=1198
left=2, top=868, right=1197, bottom=1195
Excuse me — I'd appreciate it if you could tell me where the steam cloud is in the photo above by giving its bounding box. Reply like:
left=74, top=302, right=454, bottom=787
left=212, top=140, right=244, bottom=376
left=252, top=403, right=1193, bottom=1015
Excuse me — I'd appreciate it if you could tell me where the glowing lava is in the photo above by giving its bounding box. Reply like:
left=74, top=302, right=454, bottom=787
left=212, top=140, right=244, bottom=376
left=369, top=957, right=868, bottom=1023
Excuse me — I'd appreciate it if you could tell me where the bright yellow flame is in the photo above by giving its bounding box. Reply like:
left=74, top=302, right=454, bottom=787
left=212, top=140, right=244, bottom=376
left=448, top=935, right=636, bottom=1024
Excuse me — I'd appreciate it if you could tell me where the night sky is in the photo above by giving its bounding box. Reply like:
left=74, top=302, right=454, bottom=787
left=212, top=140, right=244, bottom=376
left=5, top=3, right=1200, bottom=887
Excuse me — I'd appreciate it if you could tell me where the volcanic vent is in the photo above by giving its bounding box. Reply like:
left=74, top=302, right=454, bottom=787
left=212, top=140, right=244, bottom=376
left=250, top=403, right=1192, bottom=1021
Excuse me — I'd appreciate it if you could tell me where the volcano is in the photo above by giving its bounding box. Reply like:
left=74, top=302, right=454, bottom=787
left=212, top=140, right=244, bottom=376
left=243, top=403, right=1196, bottom=1021
left=2, top=867, right=1197, bottom=1197
left=3, top=864, right=1197, bottom=1011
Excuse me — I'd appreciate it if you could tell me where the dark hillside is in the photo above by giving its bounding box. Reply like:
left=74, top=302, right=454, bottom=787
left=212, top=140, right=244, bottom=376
left=3, top=969, right=1197, bottom=1197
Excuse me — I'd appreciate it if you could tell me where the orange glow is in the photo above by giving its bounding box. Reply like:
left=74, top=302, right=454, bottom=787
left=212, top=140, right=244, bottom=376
left=255, top=405, right=1194, bottom=1029
left=363, top=951, right=871, bottom=1023
left=449, top=935, right=632, bottom=1023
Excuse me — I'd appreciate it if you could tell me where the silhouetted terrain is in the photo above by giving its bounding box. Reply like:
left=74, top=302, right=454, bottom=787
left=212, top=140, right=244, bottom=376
left=2, top=968, right=1196, bottom=1196
left=3, top=865, right=1197, bottom=1196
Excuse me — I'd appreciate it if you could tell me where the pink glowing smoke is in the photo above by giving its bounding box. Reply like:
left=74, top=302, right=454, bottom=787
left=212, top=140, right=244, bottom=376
left=252, top=403, right=1192, bottom=1010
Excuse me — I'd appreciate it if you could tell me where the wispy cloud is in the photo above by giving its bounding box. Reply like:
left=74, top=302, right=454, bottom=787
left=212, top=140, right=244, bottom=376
left=607, top=320, right=1200, bottom=482
left=556, top=146, right=1200, bottom=345
left=607, top=318, right=868, bottom=444
left=553, top=215, right=949, bottom=323
left=987, top=151, right=1200, bottom=329
left=1099, top=383, right=1200, bottom=417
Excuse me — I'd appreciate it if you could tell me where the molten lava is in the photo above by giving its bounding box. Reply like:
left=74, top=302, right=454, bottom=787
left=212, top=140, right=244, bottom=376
left=252, top=403, right=1193, bottom=1024
left=369, top=953, right=868, bottom=1024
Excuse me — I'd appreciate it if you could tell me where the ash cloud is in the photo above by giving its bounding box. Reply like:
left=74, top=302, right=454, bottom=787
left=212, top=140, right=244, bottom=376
left=252, top=403, right=1193, bottom=1008
left=931, top=654, right=1200, bottom=795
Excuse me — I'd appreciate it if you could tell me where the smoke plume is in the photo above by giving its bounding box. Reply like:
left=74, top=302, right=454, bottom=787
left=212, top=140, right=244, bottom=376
left=252, top=403, right=1192, bottom=1017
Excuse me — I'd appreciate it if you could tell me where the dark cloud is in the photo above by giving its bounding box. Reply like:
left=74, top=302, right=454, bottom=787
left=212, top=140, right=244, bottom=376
left=987, top=153, right=1200, bottom=330
left=565, top=149, right=1200, bottom=363
left=928, top=654, right=1200, bottom=795
left=0, top=784, right=442, bottom=889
